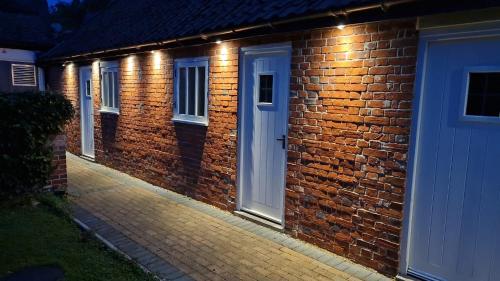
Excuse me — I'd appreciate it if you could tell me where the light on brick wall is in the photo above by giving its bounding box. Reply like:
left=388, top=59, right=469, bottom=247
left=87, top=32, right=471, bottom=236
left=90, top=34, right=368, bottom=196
left=92, top=60, right=99, bottom=73
left=127, top=55, right=135, bottom=72
left=220, top=45, right=229, bottom=66
left=152, top=50, right=162, bottom=70
left=65, top=62, right=74, bottom=73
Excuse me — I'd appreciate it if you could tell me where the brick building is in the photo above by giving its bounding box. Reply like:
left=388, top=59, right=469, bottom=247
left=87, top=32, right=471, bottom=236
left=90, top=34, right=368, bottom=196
left=40, top=1, right=500, bottom=280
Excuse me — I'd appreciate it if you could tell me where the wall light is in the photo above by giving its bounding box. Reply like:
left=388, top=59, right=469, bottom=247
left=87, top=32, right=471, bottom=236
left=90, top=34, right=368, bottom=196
left=337, top=24, right=345, bottom=30
left=215, top=40, right=222, bottom=45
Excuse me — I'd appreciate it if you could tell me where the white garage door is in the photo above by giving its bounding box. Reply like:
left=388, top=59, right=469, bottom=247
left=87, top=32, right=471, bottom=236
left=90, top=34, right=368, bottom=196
left=408, top=31, right=500, bottom=281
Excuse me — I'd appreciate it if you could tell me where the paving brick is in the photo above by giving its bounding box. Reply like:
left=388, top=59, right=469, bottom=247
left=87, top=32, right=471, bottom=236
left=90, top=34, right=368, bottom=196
left=68, top=153, right=391, bottom=281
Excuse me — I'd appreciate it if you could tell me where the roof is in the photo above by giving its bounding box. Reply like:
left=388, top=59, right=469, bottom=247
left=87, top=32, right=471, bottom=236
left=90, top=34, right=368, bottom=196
left=41, top=0, right=381, bottom=60
left=41, top=0, right=500, bottom=61
left=0, top=0, right=53, bottom=50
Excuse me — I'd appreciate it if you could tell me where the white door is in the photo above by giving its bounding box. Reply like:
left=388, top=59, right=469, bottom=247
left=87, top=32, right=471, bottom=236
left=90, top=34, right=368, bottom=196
left=80, top=66, right=95, bottom=158
left=408, top=33, right=500, bottom=281
left=239, top=45, right=291, bottom=224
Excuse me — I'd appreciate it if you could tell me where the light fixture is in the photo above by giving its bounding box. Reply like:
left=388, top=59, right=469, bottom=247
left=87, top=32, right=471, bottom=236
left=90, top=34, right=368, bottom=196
left=150, top=50, right=155, bottom=54
left=335, top=14, right=348, bottom=30
left=215, top=40, right=222, bottom=45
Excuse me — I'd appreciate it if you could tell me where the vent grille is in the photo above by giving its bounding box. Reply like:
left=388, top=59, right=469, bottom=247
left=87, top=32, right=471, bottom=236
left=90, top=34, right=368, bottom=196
left=12, top=64, right=36, bottom=86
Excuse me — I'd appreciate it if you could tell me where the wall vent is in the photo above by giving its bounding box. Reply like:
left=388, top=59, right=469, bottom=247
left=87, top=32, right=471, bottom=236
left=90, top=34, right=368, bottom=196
left=11, top=64, right=36, bottom=86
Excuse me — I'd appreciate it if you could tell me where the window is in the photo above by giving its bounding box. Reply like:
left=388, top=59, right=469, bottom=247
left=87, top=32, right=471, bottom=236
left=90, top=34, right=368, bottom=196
left=11, top=64, right=36, bottom=86
left=174, top=57, right=209, bottom=125
left=85, top=80, right=91, bottom=97
left=258, top=74, right=274, bottom=104
left=465, top=72, right=500, bottom=117
left=100, top=61, right=120, bottom=114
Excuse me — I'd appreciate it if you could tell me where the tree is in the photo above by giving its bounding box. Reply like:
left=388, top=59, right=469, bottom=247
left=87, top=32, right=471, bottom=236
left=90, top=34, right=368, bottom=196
left=50, top=0, right=110, bottom=33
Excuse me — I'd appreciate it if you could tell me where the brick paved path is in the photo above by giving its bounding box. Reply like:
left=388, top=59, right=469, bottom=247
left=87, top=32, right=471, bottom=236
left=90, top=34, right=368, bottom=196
left=67, top=153, right=391, bottom=281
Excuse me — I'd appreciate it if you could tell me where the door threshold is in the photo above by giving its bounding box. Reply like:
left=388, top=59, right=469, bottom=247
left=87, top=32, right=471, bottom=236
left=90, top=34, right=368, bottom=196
left=234, top=211, right=284, bottom=232
left=396, top=274, right=424, bottom=281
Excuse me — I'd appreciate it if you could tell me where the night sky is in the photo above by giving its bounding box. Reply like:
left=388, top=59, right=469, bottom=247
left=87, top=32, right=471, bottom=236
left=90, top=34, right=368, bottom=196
left=47, top=0, right=71, bottom=7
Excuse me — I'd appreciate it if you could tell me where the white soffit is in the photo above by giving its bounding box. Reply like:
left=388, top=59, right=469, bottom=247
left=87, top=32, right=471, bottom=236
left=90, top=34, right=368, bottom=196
left=0, top=48, right=36, bottom=63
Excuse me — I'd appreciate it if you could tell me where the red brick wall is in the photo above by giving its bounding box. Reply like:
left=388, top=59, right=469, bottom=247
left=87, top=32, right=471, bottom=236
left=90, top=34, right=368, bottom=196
left=286, top=20, right=417, bottom=275
left=50, top=19, right=417, bottom=275
left=46, top=134, right=68, bottom=192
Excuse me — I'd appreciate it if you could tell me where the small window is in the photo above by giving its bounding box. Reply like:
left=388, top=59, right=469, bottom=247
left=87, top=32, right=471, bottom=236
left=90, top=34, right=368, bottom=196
left=259, top=74, right=274, bottom=104
left=466, top=72, right=500, bottom=117
left=11, top=64, right=36, bottom=86
left=174, top=57, right=209, bottom=125
left=100, top=62, right=120, bottom=114
left=85, top=80, right=91, bottom=97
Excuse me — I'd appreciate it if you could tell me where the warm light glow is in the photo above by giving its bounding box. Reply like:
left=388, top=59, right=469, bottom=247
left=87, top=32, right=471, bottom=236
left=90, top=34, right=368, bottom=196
left=337, top=24, right=345, bottom=30
left=215, top=40, right=222, bottom=45
left=92, top=60, right=100, bottom=74
left=153, top=51, right=162, bottom=70
left=220, top=46, right=229, bottom=66
left=127, top=55, right=135, bottom=72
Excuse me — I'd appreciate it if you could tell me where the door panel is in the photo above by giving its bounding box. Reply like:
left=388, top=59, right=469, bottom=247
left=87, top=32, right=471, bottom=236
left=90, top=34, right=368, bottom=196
left=80, top=67, right=94, bottom=158
left=409, top=36, right=500, bottom=281
left=239, top=47, right=290, bottom=223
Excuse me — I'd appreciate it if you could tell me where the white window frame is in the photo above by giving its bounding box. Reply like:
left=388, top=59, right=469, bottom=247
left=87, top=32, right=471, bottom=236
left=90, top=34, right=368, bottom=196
left=99, top=61, right=120, bottom=114
left=460, top=66, right=500, bottom=124
left=255, top=70, right=277, bottom=109
left=11, top=64, right=37, bottom=86
left=173, top=57, right=209, bottom=126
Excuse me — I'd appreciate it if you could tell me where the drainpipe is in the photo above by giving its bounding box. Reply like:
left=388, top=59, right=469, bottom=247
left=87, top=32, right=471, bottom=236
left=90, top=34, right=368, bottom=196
left=45, top=0, right=417, bottom=62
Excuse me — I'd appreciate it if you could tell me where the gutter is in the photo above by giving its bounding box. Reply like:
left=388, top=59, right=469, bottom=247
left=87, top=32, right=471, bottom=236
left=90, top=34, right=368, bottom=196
left=43, top=0, right=416, bottom=62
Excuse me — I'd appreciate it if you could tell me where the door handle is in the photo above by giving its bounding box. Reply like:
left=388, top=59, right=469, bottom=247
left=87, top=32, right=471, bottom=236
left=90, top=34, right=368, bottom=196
left=276, top=134, right=286, bottom=149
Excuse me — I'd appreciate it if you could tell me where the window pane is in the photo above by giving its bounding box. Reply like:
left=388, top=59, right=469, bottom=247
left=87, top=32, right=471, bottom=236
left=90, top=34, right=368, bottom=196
left=466, top=72, right=500, bottom=117
left=487, top=73, right=500, bottom=93
left=108, top=71, right=113, bottom=108
left=86, top=80, right=91, bottom=97
left=259, top=74, right=273, bottom=103
left=113, top=71, right=119, bottom=109
left=197, top=66, right=206, bottom=116
left=188, top=67, right=196, bottom=115
left=179, top=67, right=186, bottom=114
left=102, top=72, right=109, bottom=107
left=485, top=96, right=500, bottom=116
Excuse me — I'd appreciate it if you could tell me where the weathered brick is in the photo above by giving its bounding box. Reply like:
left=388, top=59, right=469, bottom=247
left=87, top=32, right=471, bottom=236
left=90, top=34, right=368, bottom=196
left=49, top=18, right=417, bottom=277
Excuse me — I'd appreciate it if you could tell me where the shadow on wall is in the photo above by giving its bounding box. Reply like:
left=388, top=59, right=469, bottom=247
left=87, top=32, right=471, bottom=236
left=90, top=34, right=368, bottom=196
left=101, top=113, right=119, bottom=151
left=174, top=122, right=207, bottom=196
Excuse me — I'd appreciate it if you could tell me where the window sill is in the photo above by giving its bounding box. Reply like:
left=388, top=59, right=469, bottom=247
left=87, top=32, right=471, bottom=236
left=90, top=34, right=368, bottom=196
left=460, top=115, right=500, bottom=125
left=99, top=108, right=120, bottom=115
left=172, top=117, right=208, bottom=126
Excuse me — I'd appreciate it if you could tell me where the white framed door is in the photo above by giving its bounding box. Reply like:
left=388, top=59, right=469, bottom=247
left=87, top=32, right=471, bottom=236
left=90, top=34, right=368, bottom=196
left=402, top=25, right=500, bottom=281
left=237, top=44, right=291, bottom=224
left=80, top=66, right=95, bottom=158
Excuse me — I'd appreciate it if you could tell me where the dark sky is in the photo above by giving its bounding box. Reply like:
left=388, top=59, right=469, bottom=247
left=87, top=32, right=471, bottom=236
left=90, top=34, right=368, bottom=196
left=47, top=0, right=71, bottom=7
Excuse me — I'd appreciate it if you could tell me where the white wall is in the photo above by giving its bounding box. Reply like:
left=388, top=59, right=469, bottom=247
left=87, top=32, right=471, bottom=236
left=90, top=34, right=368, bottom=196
left=0, top=48, right=36, bottom=63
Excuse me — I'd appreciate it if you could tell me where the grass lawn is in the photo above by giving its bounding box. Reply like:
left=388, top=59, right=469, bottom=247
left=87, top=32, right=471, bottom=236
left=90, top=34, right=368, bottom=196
left=0, top=196, right=156, bottom=281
